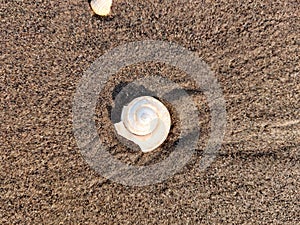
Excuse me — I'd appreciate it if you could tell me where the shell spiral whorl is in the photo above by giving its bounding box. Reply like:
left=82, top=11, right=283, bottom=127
left=114, top=96, right=171, bottom=153
left=123, top=98, right=159, bottom=136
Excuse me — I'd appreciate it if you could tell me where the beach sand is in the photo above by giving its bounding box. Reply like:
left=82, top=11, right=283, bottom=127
left=1, top=0, right=299, bottom=224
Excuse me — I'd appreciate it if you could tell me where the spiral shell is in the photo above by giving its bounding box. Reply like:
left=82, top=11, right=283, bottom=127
left=114, top=96, right=171, bottom=153
left=90, top=0, right=112, bottom=16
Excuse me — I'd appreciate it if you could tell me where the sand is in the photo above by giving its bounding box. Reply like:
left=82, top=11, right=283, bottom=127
left=1, top=0, right=299, bottom=224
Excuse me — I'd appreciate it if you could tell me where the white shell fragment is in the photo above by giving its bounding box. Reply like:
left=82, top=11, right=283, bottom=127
left=114, top=96, right=171, bottom=153
left=90, top=0, right=112, bottom=16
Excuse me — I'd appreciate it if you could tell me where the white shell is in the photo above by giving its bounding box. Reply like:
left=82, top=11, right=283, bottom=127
left=114, top=96, right=171, bottom=153
left=90, top=0, right=112, bottom=16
